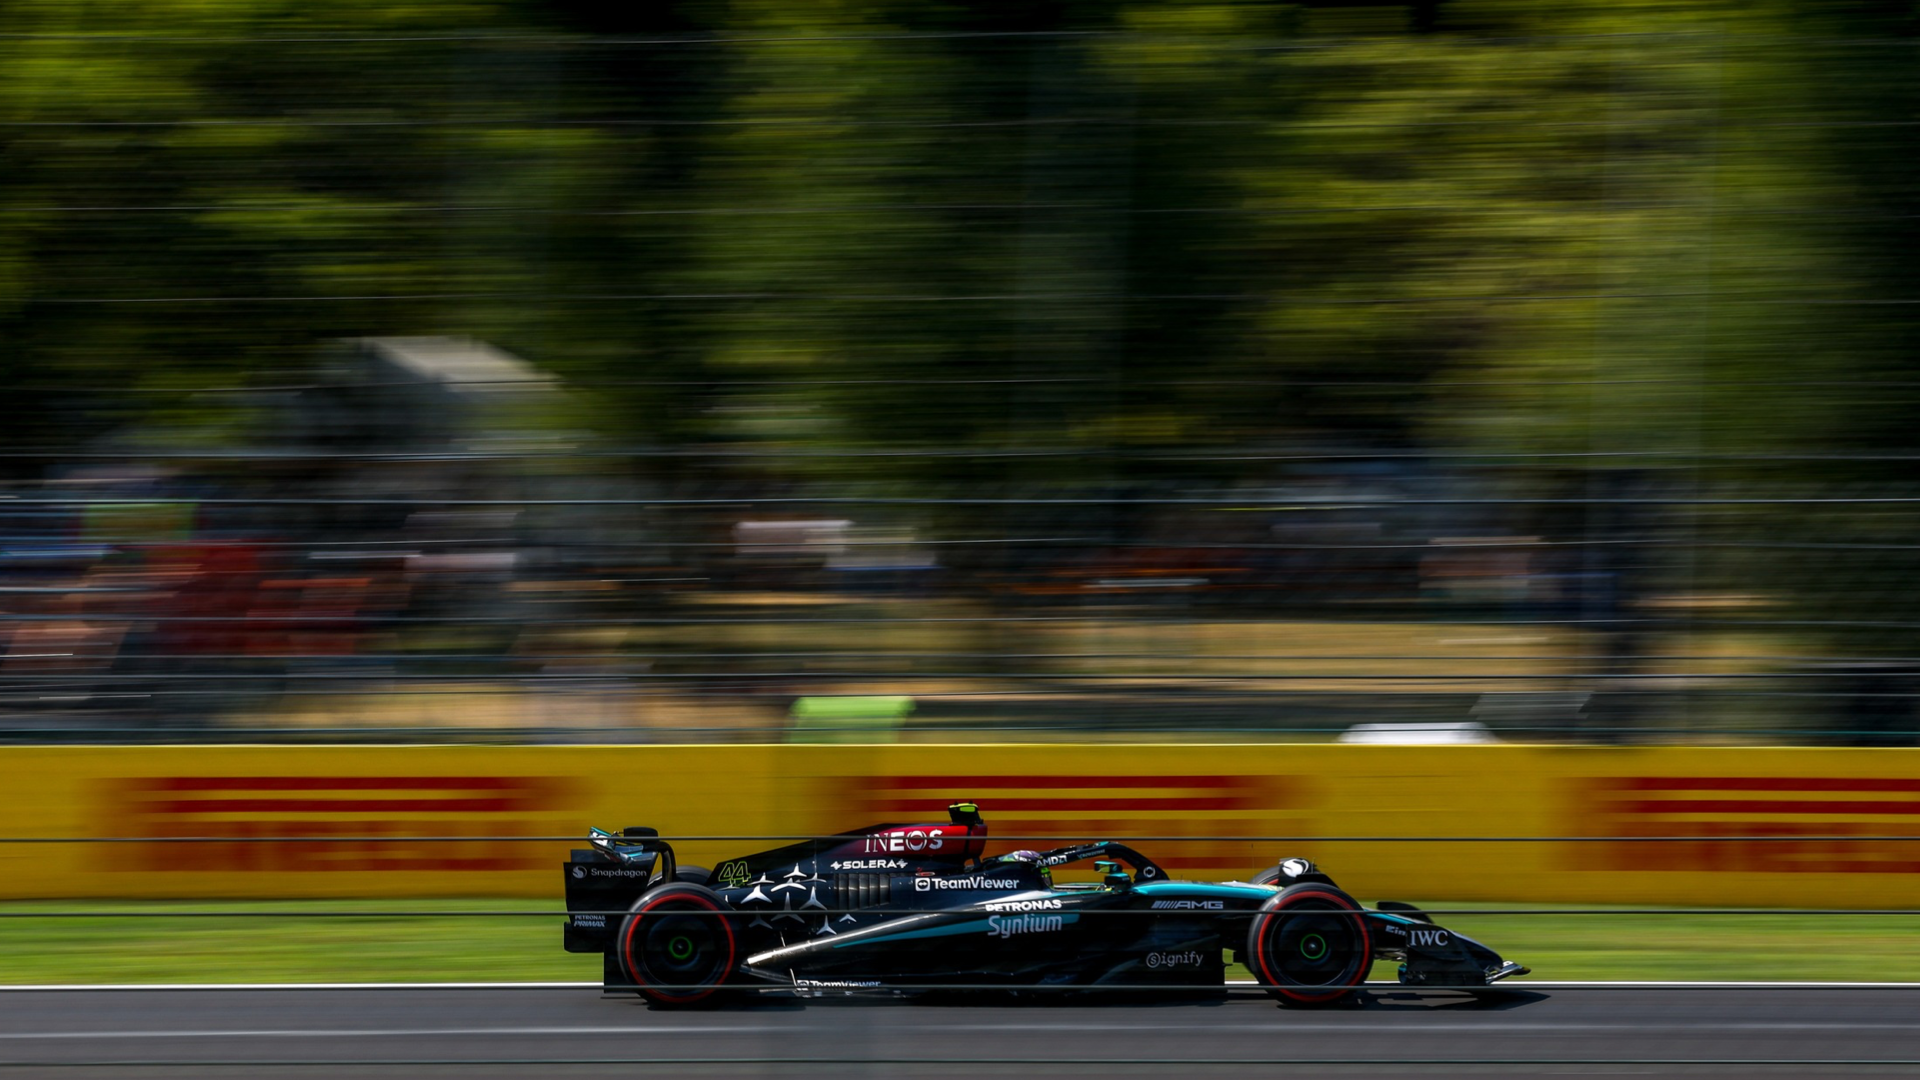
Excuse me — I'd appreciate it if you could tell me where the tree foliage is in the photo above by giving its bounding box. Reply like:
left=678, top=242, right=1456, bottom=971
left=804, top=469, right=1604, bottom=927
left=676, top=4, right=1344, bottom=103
left=0, top=1, right=1914, bottom=503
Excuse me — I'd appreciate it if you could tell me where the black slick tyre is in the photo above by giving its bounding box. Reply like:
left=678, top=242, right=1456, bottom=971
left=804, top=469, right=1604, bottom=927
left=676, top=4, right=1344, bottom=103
left=616, top=882, right=739, bottom=1008
left=1246, top=882, right=1373, bottom=1008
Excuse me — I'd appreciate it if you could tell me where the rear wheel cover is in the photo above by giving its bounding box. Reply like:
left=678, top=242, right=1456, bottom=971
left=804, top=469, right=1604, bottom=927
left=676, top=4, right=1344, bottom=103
left=618, top=884, right=738, bottom=1006
left=1248, top=885, right=1372, bottom=1006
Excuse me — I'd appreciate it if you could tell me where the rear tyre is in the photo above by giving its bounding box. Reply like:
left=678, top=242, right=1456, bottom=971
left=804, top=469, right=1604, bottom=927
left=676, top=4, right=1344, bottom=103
left=1246, top=882, right=1373, bottom=1008
left=616, top=882, right=739, bottom=1007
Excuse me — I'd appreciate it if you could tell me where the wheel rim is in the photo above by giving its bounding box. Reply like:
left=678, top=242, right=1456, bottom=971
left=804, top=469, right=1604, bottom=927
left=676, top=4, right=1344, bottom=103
left=622, top=893, right=736, bottom=1003
left=641, top=907, right=726, bottom=986
left=1260, top=899, right=1367, bottom=988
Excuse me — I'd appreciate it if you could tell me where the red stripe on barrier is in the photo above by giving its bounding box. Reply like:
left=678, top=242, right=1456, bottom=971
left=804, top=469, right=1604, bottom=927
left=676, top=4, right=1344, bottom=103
left=144, top=798, right=533, bottom=815
left=149, top=777, right=530, bottom=792
left=873, top=776, right=1250, bottom=791
left=870, top=796, right=1255, bottom=813
left=1624, top=799, right=1920, bottom=816
left=1617, top=777, right=1920, bottom=793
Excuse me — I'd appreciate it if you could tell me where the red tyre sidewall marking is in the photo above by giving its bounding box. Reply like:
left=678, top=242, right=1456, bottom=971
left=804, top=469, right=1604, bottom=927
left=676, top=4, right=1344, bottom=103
left=621, top=890, right=737, bottom=1004
left=1254, top=889, right=1372, bottom=1004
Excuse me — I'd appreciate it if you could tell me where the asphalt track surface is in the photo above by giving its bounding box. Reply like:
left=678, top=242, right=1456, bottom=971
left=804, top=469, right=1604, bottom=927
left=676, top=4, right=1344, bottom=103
left=2, top=984, right=1919, bottom=1078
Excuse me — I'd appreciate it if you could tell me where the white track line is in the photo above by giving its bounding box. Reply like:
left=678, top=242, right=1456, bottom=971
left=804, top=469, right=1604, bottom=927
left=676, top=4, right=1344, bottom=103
left=4, top=980, right=1920, bottom=991
left=5, top=1020, right=1920, bottom=1041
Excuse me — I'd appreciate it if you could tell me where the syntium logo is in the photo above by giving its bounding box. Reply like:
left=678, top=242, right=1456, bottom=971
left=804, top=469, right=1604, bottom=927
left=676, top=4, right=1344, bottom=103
left=986, top=912, right=1065, bottom=939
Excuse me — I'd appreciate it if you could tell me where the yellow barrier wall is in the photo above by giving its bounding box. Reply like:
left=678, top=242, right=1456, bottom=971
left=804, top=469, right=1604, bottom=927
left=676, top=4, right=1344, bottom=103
left=1, top=744, right=1916, bottom=905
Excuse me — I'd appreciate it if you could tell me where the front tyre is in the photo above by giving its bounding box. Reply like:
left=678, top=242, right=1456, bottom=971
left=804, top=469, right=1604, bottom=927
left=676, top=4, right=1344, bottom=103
left=1247, top=882, right=1373, bottom=1008
left=617, top=882, right=739, bottom=1007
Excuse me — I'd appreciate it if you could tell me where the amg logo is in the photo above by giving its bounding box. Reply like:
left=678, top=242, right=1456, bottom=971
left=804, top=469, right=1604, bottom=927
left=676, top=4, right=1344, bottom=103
left=987, top=912, right=1064, bottom=939
left=984, top=898, right=1063, bottom=912
left=1150, top=900, right=1224, bottom=910
left=1409, top=928, right=1451, bottom=948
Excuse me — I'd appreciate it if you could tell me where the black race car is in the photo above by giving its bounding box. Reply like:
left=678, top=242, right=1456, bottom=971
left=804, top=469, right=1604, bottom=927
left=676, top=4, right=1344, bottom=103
left=562, top=802, right=1527, bottom=1007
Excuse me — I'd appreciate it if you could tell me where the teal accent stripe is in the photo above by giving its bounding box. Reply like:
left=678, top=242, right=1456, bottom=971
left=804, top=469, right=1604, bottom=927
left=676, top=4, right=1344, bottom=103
left=1132, top=882, right=1267, bottom=900
left=836, top=913, right=1080, bottom=949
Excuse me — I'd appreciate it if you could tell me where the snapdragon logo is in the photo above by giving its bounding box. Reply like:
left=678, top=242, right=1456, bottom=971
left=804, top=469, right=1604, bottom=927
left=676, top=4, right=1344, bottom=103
left=986, top=912, right=1064, bottom=939
left=586, top=866, right=650, bottom=878
left=1145, top=951, right=1204, bottom=969
left=983, top=898, right=1063, bottom=912
left=571, top=866, right=586, bottom=879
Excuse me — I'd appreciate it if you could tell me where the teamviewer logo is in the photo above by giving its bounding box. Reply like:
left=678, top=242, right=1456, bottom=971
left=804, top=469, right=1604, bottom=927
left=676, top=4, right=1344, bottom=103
left=914, top=877, right=932, bottom=892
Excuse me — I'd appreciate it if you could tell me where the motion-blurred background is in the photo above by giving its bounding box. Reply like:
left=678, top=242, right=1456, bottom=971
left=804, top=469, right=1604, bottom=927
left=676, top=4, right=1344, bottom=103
left=5, top=0, right=1919, bottom=747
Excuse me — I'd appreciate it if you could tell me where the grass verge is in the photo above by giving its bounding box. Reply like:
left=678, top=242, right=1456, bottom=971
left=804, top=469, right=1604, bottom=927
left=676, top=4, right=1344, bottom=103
left=1, top=900, right=1915, bottom=985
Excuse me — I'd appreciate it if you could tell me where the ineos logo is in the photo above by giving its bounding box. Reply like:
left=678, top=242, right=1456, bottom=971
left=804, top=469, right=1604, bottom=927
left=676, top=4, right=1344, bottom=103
left=864, top=828, right=946, bottom=854
left=1410, top=929, right=1450, bottom=947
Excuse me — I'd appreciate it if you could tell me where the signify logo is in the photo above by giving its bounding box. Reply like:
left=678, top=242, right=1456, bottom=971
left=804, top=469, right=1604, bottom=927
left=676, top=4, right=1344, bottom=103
left=986, top=912, right=1065, bottom=939
left=1145, top=950, right=1204, bottom=969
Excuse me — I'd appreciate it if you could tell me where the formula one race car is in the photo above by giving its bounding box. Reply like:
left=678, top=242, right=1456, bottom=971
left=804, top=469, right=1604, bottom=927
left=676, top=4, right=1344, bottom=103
left=561, top=802, right=1528, bottom=1007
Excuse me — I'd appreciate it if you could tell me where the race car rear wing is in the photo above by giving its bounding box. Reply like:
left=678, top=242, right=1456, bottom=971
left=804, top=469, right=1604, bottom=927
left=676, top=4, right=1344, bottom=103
left=562, top=827, right=672, bottom=954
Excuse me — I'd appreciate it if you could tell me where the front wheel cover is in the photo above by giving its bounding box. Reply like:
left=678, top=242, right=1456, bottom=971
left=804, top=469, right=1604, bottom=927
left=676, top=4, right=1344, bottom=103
left=617, top=883, right=738, bottom=1007
left=1247, top=883, right=1372, bottom=1007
